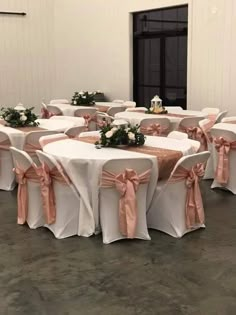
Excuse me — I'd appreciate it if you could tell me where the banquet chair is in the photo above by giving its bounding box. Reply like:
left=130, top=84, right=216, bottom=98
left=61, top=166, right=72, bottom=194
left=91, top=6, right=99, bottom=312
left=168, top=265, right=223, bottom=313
left=96, top=113, right=114, bottom=129
left=147, top=151, right=210, bottom=238
left=41, top=103, right=52, bottom=119
left=140, top=118, right=170, bottom=136
left=178, top=117, right=205, bottom=142
left=36, top=150, right=80, bottom=239
left=215, top=110, right=228, bottom=124
left=24, top=130, right=59, bottom=165
left=167, top=131, right=188, bottom=140
left=74, top=108, right=97, bottom=131
left=210, top=129, right=236, bottom=194
left=185, top=139, right=201, bottom=153
left=112, top=99, right=124, bottom=104
left=39, top=134, right=69, bottom=148
left=221, top=116, right=236, bottom=123
left=64, top=126, right=86, bottom=138
left=0, top=131, right=16, bottom=190
left=10, top=147, right=44, bottom=229
left=125, top=107, right=147, bottom=113
left=99, top=158, right=153, bottom=244
left=199, top=119, right=215, bottom=179
left=47, top=105, right=63, bottom=116
left=50, top=99, right=69, bottom=104
left=107, top=106, right=126, bottom=117
left=123, top=101, right=136, bottom=108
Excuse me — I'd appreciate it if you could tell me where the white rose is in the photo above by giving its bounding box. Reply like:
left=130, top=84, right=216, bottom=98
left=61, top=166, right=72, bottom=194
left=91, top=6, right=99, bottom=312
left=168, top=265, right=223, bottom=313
left=111, top=127, right=118, bottom=132
left=128, top=132, right=135, bottom=141
left=20, top=115, right=27, bottom=121
left=105, top=130, right=114, bottom=138
left=79, top=91, right=84, bottom=95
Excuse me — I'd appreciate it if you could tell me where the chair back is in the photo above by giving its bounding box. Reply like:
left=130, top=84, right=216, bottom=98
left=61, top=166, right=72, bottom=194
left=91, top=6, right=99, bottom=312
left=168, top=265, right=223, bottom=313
left=36, top=150, right=56, bottom=170
left=123, top=101, right=136, bottom=108
left=185, top=139, right=201, bottom=153
left=215, top=110, right=228, bottom=124
left=107, top=106, right=126, bottom=117
left=39, top=134, right=69, bottom=148
left=64, top=126, right=86, bottom=138
left=167, top=131, right=188, bottom=140
left=0, top=130, right=11, bottom=147
left=47, top=105, right=63, bottom=116
left=50, top=99, right=69, bottom=104
left=210, top=128, right=236, bottom=142
left=74, top=108, right=97, bottom=130
left=179, top=116, right=204, bottom=128
left=10, top=147, right=34, bottom=171
left=96, top=113, right=113, bottom=128
left=140, top=117, right=170, bottom=136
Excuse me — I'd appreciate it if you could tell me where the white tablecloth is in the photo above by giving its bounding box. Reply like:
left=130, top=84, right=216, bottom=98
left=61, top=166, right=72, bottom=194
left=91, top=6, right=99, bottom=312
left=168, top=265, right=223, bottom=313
left=115, top=110, right=206, bottom=131
left=95, top=102, right=126, bottom=109
left=36, top=119, right=75, bottom=132
left=49, top=116, right=85, bottom=127
left=43, top=137, right=193, bottom=236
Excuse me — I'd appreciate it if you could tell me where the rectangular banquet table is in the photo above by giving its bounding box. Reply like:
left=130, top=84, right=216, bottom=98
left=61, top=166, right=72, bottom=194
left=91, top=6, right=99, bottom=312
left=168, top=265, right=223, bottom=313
left=43, top=137, right=193, bottom=237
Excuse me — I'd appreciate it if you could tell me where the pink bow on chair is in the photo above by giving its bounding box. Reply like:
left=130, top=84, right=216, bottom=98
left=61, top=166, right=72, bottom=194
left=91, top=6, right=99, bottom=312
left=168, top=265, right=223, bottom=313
left=41, top=108, right=54, bottom=119
left=100, top=168, right=151, bottom=238
left=140, top=124, right=166, bottom=136
left=83, top=114, right=96, bottom=130
left=214, top=137, right=236, bottom=184
left=169, top=163, right=205, bottom=229
left=37, top=163, right=71, bottom=225
left=179, top=126, right=207, bottom=151
left=13, top=166, right=40, bottom=225
left=24, top=142, right=42, bottom=158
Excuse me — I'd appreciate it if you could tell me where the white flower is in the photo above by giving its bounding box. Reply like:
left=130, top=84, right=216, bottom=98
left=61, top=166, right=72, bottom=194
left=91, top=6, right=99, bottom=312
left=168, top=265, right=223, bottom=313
left=14, top=104, right=26, bottom=111
left=111, top=127, right=118, bottom=132
left=128, top=132, right=135, bottom=141
left=105, top=130, right=114, bottom=138
left=79, top=91, right=84, bottom=95
left=20, top=115, right=27, bottom=121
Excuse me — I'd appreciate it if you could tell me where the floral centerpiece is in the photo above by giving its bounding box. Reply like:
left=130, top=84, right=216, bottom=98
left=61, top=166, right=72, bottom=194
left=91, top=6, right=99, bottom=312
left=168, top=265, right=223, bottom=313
left=1, top=105, right=39, bottom=128
left=71, top=91, right=95, bottom=106
left=95, top=124, right=145, bottom=148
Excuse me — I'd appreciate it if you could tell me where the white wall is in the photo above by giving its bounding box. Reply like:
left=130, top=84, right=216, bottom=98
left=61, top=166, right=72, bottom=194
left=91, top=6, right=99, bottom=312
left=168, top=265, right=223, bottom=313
left=0, top=0, right=236, bottom=115
left=0, top=0, right=55, bottom=113
left=54, top=0, right=236, bottom=115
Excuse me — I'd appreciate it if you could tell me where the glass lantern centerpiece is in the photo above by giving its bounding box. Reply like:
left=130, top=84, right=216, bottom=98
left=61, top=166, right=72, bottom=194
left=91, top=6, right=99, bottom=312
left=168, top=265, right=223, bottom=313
left=149, top=95, right=167, bottom=114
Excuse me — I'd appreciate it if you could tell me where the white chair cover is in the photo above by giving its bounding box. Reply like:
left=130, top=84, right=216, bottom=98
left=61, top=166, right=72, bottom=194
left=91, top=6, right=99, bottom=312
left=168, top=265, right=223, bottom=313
left=140, top=117, right=170, bottom=136
left=74, top=108, right=97, bottom=131
left=215, top=111, right=228, bottom=124
left=210, top=129, right=236, bottom=194
left=47, top=105, right=63, bottom=116
left=24, top=130, right=58, bottom=165
left=36, top=150, right=81, bottom=239
left=10, top=147, right=44, bottom=229
left=99, top=158, right=153, bottom=244
left=39, top=134, right=69, bottom=148
left=112, top=99, right=124, bottom=104
left=147, top=152, right=210, bottom=238
left=64, top=126, right=86, bottom=138
left=107, top=106, right=126, bottom=117
left=0, top=131, right=16, bottom=190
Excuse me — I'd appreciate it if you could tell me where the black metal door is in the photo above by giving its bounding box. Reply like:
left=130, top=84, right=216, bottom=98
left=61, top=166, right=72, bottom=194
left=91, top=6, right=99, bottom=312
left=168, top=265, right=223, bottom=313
left=133, top=5, right=188, bottom=109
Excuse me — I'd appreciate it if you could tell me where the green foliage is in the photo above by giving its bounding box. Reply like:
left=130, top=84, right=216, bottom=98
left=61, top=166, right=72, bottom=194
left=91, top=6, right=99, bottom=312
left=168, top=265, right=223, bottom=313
left=71, top=91, right=95, bottom=106
left=1, top=107, right=39, bottom=128
left=96, top=124, right=145, bottom=147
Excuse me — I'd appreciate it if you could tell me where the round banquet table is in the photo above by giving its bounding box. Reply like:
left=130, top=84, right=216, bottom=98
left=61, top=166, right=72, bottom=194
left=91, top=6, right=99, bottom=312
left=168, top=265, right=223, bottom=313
left=114, top=110, right=207, bottom=131
left=48, top=104, right=94, bottom=116
left=0, top=119, right=74, bottom=149
left=43, top=137, right=193, bottom=237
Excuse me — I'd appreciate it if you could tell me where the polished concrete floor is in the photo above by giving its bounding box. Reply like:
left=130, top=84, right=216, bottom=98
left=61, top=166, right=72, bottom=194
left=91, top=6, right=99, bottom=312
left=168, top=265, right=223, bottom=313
left=0, top=182, right=236, bottom=315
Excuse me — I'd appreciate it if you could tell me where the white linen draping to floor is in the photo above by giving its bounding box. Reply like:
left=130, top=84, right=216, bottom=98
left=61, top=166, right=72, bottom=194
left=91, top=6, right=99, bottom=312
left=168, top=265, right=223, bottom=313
left=43, top=137, right=193, bottom=237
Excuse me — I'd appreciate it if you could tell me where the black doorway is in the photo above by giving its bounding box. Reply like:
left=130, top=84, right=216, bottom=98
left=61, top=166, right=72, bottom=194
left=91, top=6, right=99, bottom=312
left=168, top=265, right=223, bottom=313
left=133, top=5, right=188, bottom=109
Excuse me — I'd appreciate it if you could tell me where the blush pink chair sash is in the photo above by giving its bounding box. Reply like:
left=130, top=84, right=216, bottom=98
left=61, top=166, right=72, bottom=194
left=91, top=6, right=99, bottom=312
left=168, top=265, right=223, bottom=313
left=14, top=166, right=40, bottom=225
left=169, top=163, right=205, bottom=229
left=40, top=135, right=68, bottom=147
left=37, top=163, right=71, bottom=225
left=140, top=124, right=168, bottom=136
left=213, top=137, right=236, bottom=184
left=179, top=125, right=207, bottom=151
left=100, top=168, right=151, bottom=238
left=24, top=142, right=42, bottom=157
left=41, top=108, right=54, bottom=119
left=79, top=114, right=97, bottom=130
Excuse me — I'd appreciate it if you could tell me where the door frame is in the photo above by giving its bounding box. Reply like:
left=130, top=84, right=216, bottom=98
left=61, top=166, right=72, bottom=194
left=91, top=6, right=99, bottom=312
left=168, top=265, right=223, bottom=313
left=129, top=1, right=192, bottom=108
